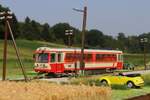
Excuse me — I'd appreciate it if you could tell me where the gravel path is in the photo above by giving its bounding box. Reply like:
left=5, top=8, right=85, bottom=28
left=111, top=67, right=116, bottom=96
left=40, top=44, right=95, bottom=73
left=123, top=70, right=150, bottom=75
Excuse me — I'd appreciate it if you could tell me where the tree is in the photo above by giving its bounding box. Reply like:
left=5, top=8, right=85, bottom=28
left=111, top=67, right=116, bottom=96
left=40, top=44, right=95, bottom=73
left=20, top=17, right=34, bottom=40
left=85, top=29, right=104, bottom=48
left=127, top=36, right=141, bottom=53
left=30, top=20, right=41, bottom=40
left=51, top=23, right=70, bottom=43
left=103, top=35, right=117, bottom=50
left=0, top=5, right=10, bottom=39
left=117, top=33, right=127, bottom=51
left=25, top=17, right=31, bottom=24
left=41, top=23, right=52, bottom=41
left=9, top=13, right=20, bottom=39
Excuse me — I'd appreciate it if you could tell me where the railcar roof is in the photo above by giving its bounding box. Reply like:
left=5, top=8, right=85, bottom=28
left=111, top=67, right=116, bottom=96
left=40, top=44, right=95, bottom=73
left=36, top=47, right=123, bottom=53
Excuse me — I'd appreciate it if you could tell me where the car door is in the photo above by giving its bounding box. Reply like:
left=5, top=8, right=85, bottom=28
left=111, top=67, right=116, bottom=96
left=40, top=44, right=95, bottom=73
left=109, top=76, right=119, bottom=84
left=109, top=76, right=123, bottom=85
left=116, top=76, right=126, bottom=85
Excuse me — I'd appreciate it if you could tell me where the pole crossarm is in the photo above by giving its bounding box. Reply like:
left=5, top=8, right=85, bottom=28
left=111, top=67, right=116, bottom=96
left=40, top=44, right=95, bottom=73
left=73, top=8, right=84, bottom=13
left=65, top=29, right=73, bottom=47
left=0, top=11, right=13, bottom=20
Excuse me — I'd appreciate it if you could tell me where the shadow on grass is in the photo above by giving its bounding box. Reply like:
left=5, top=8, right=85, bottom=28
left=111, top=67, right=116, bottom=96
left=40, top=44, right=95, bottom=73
left=111, top=84, right=130, bottom=90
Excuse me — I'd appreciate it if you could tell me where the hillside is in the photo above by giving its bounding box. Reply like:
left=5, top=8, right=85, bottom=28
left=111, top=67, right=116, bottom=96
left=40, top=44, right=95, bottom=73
left=0, top=39, right=149, bottom=78
left=0, top=39, right=66, bottom=78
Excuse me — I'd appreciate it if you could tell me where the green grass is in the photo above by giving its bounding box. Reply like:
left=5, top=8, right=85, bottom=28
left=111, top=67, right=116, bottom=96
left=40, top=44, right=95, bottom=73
left=124, top=53, right=150, bottom=69
left=112, top=86, right=150, bottom=100
left=70, top=73, right=150, bottom=100
left=112, top=73, right=150, bottom=100
left=0, top=39, right=149, bottom=77
left=142, top=73, right=150, bottom=86
left=0, top=39, right=150, bottom=99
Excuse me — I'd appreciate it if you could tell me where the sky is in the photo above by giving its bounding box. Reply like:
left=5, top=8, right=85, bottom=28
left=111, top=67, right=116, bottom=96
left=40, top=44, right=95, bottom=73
left=0, top=0, right=150, bottom=36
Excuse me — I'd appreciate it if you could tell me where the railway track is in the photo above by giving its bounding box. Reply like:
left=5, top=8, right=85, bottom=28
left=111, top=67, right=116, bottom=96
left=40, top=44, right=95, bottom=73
left=3, top=69, right=150, bottom=83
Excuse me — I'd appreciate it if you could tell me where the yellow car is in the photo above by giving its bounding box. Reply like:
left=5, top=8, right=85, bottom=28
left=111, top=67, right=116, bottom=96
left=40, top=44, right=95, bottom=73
left=99, top=73, right=144, bottom=88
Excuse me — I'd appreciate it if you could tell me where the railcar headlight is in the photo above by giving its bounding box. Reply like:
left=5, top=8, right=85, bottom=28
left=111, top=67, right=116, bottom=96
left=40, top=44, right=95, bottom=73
left=34, top=63, right=38, bottom=67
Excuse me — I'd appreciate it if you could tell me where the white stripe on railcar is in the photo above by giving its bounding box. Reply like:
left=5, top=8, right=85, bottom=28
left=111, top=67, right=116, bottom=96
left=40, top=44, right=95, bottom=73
left=36, top=47, right=122, bottom=53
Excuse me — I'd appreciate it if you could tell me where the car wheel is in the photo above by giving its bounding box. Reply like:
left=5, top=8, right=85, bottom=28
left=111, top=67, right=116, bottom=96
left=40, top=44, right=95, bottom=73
left=101, top=80, right=108, bottom=86
left=127, top=81, right=134, bottom=88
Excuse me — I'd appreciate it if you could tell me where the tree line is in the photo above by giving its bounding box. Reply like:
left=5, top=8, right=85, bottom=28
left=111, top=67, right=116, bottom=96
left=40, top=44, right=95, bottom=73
left=0, top=4, right=150, bottom=53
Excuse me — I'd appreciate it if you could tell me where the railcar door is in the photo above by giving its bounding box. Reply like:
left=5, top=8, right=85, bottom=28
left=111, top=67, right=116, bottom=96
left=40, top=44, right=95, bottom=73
left=50, top=53, right=57, bottom=72
left=56, top=53, right=64, bottom=73
left=50, top=52, right=64, bottom=73
left=117, top=54, right=123, bottom=69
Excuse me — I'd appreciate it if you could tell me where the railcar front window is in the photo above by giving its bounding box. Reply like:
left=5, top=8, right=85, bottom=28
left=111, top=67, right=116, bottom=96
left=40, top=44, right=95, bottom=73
left=36, top=53, right=49, bottom=63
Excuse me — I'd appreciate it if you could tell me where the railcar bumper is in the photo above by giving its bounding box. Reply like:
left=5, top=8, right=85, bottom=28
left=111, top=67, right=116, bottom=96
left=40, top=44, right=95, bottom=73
left=34, top=68, right=52, bottom=73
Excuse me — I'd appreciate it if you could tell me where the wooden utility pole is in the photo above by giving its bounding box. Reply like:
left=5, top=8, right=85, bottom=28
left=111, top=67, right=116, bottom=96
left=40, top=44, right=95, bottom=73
left=73, top=6, right=87, bottom=75
left=7, top=21, right=28, bottom=82
left=143, top=44, right=146, bottom=70
left=0, top=11, right=28, bottom=82
left=140, top=38, right=148, bottom=70
left=80, top=6, right=87, bottom=75
left=0, top=11, right=12, bottom=80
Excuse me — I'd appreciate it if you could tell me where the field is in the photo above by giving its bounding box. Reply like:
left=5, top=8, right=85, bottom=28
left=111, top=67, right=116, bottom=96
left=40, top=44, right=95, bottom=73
left=124, top=53, right=150, bottom=70
left=0, top=39, right=150, bottom=100
left=70, top=73, right=150, bottom=100
left=112, top=86, right=150, bottom=100
left=0, top=39, right=149, bottom=78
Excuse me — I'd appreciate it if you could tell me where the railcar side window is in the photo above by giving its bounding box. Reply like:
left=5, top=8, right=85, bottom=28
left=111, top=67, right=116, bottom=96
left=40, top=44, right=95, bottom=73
left=84, top=54, right=92, bottom=61
left=96, top=54, right=117, bottom=62
left=58, top=53, right=63, bottom=62
left=96, top=54, right=104, bottom=62
left=51, top=53, right=56, bottom=62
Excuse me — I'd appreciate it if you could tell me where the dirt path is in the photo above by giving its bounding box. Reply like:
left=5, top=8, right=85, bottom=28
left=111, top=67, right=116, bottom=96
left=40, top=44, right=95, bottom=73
left=39, top=77, right=70, bottom=84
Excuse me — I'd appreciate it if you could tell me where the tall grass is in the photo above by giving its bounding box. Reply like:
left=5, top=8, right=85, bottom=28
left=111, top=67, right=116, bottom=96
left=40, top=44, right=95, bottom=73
left=142, top=73, right=150, bottom=86
left=0, top=81, right=111, bottom=100
left=70, top=75, right=102, bottom=86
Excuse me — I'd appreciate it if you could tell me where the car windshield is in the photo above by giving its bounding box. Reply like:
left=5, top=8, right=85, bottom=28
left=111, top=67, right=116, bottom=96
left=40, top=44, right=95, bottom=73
left=125, top=73, right=141, bottom=77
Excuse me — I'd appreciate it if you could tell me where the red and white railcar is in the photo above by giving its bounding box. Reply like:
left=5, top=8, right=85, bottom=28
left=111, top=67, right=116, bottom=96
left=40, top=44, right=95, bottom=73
left=34, top=47, right=123, bottom=75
